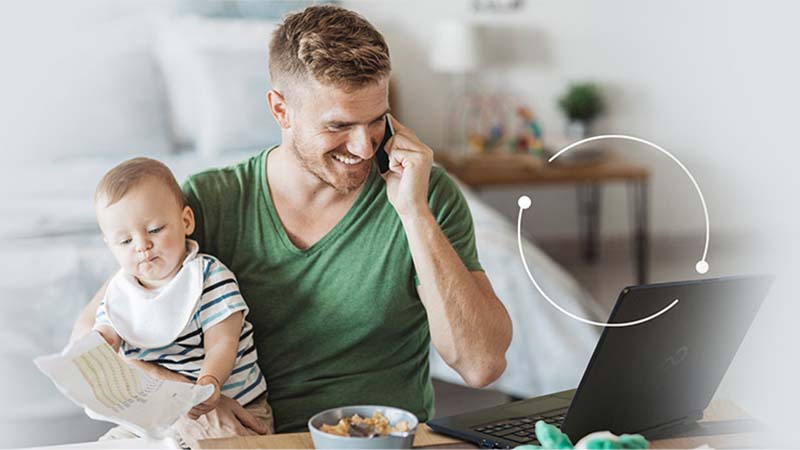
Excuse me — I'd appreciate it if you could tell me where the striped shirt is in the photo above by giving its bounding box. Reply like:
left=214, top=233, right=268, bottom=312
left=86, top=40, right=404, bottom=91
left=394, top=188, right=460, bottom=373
left=95, top=254, right=267, bottom=406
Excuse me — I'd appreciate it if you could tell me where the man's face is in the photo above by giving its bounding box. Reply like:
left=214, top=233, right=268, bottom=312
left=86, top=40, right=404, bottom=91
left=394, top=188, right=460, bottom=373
left=285, top=78, right=390, bottom=194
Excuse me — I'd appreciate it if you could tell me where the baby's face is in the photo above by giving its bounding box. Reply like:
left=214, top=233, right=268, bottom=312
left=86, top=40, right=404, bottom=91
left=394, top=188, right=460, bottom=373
left=96, top=179, right=195, bottom=289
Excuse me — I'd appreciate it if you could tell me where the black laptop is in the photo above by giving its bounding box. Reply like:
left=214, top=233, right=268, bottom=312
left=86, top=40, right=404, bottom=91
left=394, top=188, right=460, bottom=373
left=428, top=275, right=773, bottom=448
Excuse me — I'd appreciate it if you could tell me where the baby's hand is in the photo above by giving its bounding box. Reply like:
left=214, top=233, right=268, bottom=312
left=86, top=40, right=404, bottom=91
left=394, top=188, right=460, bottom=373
left=188, top=375, right=222, bottom=420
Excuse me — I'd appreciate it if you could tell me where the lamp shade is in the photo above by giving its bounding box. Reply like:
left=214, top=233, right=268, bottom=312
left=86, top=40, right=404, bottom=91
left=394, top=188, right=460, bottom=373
left=428, top=19, right=479, bottom=74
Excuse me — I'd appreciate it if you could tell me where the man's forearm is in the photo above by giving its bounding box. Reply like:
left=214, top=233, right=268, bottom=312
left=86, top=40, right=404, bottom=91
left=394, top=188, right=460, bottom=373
left=69, top=280, right=108, bottom=343
left=401, top=209, right=512, bottom=388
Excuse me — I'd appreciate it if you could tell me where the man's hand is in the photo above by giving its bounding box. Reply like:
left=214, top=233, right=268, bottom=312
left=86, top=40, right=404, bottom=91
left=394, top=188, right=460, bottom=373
left=382, top=114, right=434, bottom=218
left=173, top=395, right=269, bottom=448
left=188, top=375, right=222, bottom=419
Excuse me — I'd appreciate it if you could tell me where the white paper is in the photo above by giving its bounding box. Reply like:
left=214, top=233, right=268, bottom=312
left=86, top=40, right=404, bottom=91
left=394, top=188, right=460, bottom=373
left=34, top=332, right=213, bottom=439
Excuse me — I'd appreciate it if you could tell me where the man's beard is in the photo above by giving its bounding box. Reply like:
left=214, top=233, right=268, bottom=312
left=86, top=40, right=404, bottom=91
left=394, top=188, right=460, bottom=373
left=289, top=136, right=371, bottom=195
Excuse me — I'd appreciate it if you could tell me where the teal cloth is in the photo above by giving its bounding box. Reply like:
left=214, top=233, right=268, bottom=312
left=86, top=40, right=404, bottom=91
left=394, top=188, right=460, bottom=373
left=514, top=421, right=648, bottom=449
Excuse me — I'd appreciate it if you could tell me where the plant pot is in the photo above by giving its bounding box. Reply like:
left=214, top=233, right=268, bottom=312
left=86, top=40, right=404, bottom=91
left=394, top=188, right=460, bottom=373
left=566, top=120, right=588, bottom=141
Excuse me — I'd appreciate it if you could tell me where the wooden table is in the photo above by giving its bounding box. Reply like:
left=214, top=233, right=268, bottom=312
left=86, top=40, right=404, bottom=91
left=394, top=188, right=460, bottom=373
left=197, top=424, right=464, bottom=449
left=197, top=400, right=773, bottom=449
left=435, top=152, right=651, bottom=284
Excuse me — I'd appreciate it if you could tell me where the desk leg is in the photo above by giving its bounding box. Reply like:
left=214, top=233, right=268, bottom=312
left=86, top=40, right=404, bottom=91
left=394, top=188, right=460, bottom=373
left=629, top=180, right=649, bottom=284
left=577, top=183, right=602, bottom=263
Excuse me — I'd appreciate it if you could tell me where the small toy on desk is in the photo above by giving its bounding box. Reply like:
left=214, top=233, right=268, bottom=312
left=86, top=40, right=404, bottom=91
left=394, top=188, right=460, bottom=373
left=515, top=421, right=649, bottom=449
left=467, top=124, right=505, bottom=153
left=467, top=132, right=487, bottom=153
left=462, top=93, right=546, bottom=157
left=515, top=106, right=545, bottom=158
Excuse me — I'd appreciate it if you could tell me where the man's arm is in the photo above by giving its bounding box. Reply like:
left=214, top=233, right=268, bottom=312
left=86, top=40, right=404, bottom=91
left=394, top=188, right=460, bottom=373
left=407, top=212, right=512, bottom=388
left=130, top=358, right=267, bottom=435
left=125, top=338, right=267, bottom=435
left=69, top=280, right=109, bottom=343
left=383, top=115, right=512, bottom=388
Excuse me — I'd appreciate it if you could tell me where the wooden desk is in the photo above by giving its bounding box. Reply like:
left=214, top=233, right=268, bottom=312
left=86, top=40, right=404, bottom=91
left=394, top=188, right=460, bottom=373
left=197, top=400, right=771, bottom=449
left=435, top=152, right=651, bottom=284
left=197, top=424, right=463, bottom=449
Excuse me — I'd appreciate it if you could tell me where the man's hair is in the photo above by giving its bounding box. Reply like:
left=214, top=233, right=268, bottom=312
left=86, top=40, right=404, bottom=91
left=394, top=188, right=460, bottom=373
left=95, top=157, right=187, bottom=208
left=269, top=5, right=391, bottom=94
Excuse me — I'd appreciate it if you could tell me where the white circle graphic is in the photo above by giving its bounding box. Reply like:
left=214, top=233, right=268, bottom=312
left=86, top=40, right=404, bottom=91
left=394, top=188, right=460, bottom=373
left=514, top=134, right=710, bottom=327
left=549, top=134, right=710, bottom=273
left=517, top=199, right=679, bottom=327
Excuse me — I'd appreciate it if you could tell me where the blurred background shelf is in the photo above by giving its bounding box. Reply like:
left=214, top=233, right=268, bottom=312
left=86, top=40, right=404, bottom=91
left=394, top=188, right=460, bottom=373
left=436, top=150, right=651, bottom=284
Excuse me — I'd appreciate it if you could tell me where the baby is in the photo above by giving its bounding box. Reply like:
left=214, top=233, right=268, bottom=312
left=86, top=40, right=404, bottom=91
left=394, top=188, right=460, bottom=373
left=91, top=157, right=273, bottom=441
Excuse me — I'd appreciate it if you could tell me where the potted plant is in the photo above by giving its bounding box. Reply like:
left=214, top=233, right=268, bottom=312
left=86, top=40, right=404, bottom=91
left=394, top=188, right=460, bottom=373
left=557, top=82, right=605, bottom=140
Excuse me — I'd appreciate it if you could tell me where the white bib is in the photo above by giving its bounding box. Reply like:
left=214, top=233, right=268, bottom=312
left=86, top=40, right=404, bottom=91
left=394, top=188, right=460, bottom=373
left=105, top=240, right=204, bottom=349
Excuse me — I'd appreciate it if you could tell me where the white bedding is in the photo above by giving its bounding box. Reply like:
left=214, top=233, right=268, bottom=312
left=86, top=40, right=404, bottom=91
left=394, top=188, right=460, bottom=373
left=0, top=151, right=254, bottom=240
left=1, top=152, right=603, bottom=423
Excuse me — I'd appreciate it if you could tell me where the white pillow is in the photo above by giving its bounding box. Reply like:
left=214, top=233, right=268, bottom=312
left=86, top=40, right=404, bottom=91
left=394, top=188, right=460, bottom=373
left=1, top=11, right=173, bottom=161
left=155, top=17, right=281, bottom=154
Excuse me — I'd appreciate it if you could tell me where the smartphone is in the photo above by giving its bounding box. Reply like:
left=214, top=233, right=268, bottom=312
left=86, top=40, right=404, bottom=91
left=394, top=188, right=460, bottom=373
left=375, top=114, right=394, bottom=174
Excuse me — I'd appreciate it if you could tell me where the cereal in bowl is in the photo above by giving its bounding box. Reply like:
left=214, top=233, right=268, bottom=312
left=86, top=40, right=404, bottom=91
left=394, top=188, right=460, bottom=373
left=320, top=411, right=410, bottom=438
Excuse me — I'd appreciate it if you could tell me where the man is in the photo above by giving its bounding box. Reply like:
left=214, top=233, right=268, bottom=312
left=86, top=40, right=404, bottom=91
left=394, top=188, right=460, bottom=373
left=71, top=4, right=512, bottom=439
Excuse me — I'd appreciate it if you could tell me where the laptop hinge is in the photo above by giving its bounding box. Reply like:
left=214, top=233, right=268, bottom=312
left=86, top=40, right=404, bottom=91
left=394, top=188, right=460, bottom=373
left=637, top=410, right=703, bottom=439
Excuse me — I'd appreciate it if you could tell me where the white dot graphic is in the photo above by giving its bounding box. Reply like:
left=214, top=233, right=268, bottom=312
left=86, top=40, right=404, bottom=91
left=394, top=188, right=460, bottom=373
left=696, top=260, right=709, bottom=274
left=518, top=196, right=532, bottom=210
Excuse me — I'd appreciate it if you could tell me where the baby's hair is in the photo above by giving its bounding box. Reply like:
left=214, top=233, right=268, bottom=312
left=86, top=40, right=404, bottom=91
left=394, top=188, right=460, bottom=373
left=95, top=157, right=187, bottom=208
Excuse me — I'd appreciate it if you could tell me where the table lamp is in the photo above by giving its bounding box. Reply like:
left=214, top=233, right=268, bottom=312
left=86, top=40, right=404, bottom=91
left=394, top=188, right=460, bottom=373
left=429, top=19, right=479, bottom=154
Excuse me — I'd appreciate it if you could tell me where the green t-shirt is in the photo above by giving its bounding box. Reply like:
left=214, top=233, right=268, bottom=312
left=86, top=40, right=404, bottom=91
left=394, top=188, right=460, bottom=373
left=182, top=147, right=482, bottom=432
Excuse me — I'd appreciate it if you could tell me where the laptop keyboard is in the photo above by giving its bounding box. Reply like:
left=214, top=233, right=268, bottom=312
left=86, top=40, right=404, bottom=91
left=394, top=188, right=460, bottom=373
left=471, top=409, right=567, bottom=447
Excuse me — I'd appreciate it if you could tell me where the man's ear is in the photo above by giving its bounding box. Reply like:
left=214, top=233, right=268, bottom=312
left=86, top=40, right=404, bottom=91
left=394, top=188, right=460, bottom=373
left=267, top=89, right=292, bottom=129
left=182, top=205, right=196, bottom=236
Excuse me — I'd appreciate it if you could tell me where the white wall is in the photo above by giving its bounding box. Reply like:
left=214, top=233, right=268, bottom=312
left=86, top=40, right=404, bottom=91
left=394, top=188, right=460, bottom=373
left=4, top=0, right=795, bottom=242
left=348, top=0, right=799, bottom=243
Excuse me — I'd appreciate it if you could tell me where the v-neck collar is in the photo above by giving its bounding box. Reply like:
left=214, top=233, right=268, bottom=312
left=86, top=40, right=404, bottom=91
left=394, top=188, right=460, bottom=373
left=259, top=146, right=380, bottom=256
